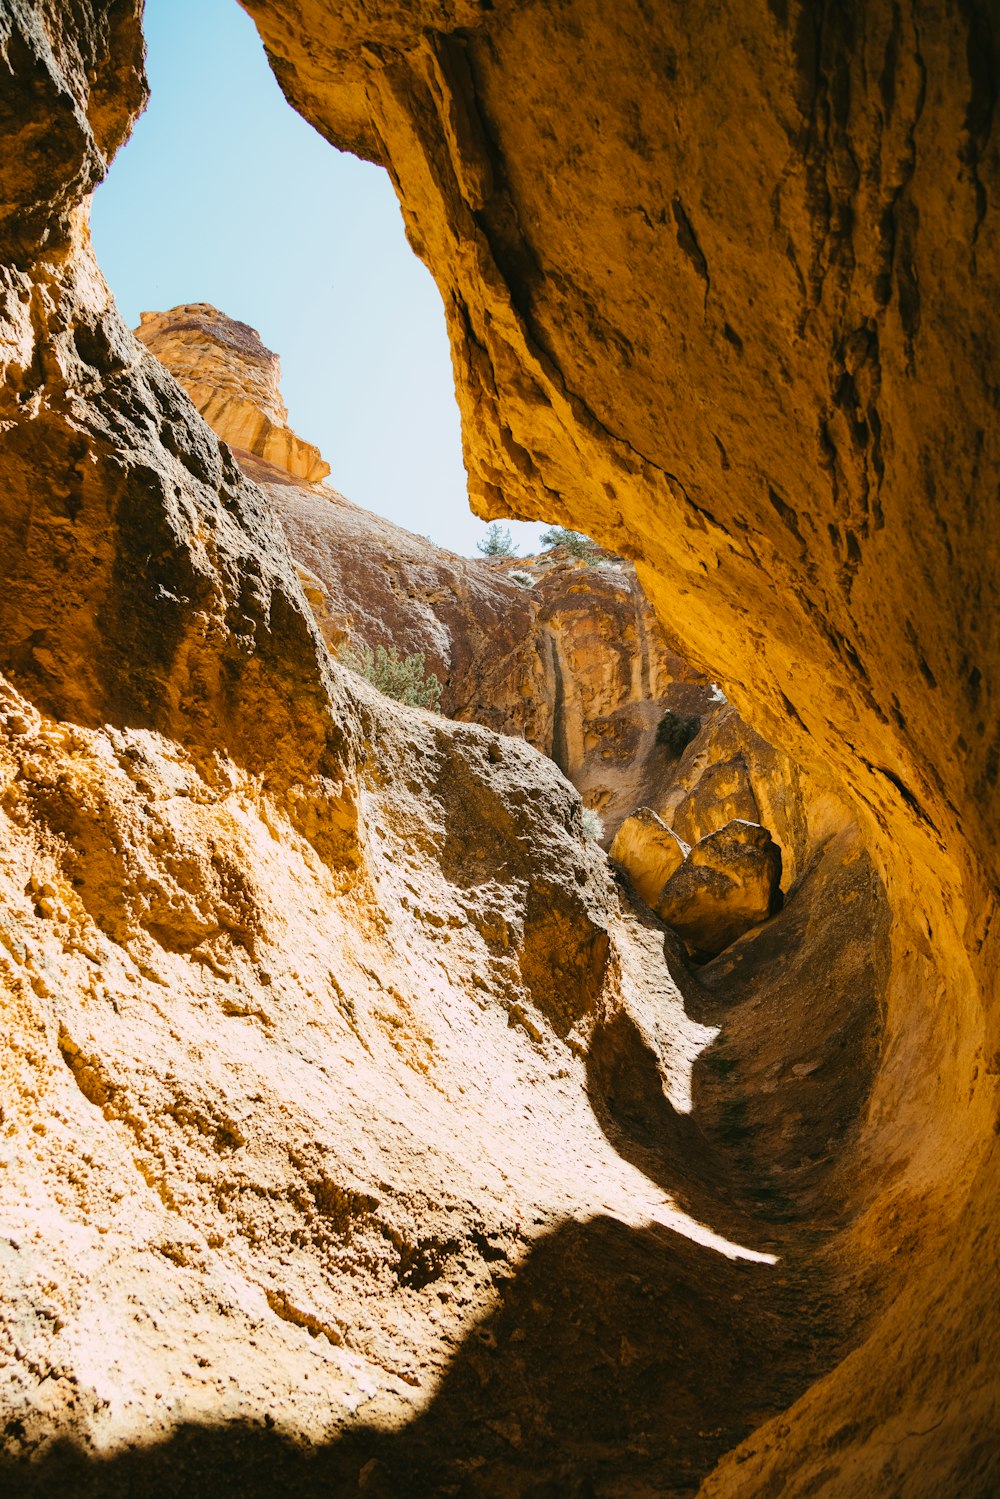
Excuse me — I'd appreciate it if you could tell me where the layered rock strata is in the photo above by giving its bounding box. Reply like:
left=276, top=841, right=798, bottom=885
left=136, top=304, right=330, bottom=484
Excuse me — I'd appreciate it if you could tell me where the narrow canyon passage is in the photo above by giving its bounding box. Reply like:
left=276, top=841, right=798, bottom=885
left=1, top=799, right=890, bottom=1498
left=0, top=2, right=997, bottom=1498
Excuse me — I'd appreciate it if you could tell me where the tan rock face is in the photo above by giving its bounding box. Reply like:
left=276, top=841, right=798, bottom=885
left=656, top=820, right=784, bottom=963
left=236, top=3, right=1000, bottom=1495
left=172, top=427, right=710, bottom=843
left=608, top=807, right=687, bottom=909
left=653, top=700, right=818, bottom=892
left=2, top=12, right=888, bottom=1495
left=671, top=753, right=759, bottom=848
left=0, top=7, right=994, bottom=1499
left=136, top=305, right=330, bottom=484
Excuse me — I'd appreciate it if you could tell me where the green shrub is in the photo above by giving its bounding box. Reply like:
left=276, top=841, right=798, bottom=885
left=476, top=522, right=518, bottom=558
left=509, top=569, right=536, bottom=589
left=656, top=710, right=700, bottom=756
left=338, top=641, right=442, bottom=712
left=539, top=526, right=600, bottom=562
left=581, top=806, right=605, bottom=843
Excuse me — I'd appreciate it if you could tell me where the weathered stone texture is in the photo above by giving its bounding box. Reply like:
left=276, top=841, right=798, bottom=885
left=608, top=807, right=688, bottom=910
left=656, top=819, right=784, bottom=963
left=0, top=2, right=995, bottom=1497
left=136, top=305, right=330, bottom=484
left=0, top=7, right=892, bottom=1495
left=239, top=1, right=1000, bottom=1494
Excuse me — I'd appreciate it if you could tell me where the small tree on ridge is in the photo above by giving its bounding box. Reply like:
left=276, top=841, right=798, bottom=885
left=477, top=522, right=518, bottom=559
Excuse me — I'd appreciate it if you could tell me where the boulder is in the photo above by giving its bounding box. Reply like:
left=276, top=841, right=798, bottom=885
left=671, top=751, right=760, bottom=847
left=656, top=820, right=782, bottom=961
left=609, top=807, right=688, bottom=907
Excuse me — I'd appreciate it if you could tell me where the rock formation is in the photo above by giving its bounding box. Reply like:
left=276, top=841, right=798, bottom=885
left=137, top=303, right=714, bottom=841
left=609, top=807, right=688, bottom=909
left=243, top=462, right=722, bottom=839
left=656, top=820, right=784, bottom=963
left=143, top=303, right=806, bottom=976
left=233, top=5, right=999, bottom=1491
left=144, top=308, right=820, bottom=974
left=136, top=305, right=330, bottom=484
left=0, top=5, right=995, bottom=1499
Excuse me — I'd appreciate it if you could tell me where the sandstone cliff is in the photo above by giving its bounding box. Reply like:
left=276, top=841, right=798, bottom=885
left=145, top=302, right=824, bottom=961
left=0, top=4, right=995, bottom=1499
left=236, top=3, right=999, bottom=1491
left=136, top=304, right=330, bottom=484
left=236, top=451, right=724, bottom=843
left=139, top=299, right=720, bottom=843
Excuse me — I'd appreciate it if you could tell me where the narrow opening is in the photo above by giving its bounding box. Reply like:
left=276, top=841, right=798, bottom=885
left=86, top=0, right=891, bottom=1312
left=57, top=0, right=898, bottom=1490
left=91, top=0, right=550, bottom=558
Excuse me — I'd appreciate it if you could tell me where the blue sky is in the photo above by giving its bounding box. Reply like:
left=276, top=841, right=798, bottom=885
left=91, top=0, right=550, bottom=557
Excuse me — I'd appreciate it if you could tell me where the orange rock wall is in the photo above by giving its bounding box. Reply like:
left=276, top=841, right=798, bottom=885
left=137, top=304, right=330, bottom=483
left=241, top=2, right=1000, bottom=1493
left=0, top=1, right=995, bottom=1495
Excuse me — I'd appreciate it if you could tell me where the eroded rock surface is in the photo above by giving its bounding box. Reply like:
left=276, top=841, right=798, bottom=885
left=237, top=2, right=1000, bottom=1495
left=608, top=807, right=687, bottom=909
left=136, top=307, right=715, bottom=841
left=136, top=304, right=330, bottom=483
left=0, top=4, right=995, bottom=1499
left=0, top=9, right=882, bottom=1496
left=656, top=820, right=784, bottom=963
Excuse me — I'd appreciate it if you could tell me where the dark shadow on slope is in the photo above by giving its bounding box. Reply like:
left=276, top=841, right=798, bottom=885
left=590, top=827, right=889, bottom=1239
left=0, top=1215, right=827, bottom=1499
left=0, top=842, right=889, bottom=1499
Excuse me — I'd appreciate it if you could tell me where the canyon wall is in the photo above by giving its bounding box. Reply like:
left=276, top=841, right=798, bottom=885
left=137, top=302, right=724, bottom=843
left=143, top=300, right=823, bottom=882
left=136, top=304, right=330, bottom=484
left=0, top=2, right=994, bottom=1497
left=238, top=2, right=1000, bottom=1494
left=0, top=5, right=879, bottom=1494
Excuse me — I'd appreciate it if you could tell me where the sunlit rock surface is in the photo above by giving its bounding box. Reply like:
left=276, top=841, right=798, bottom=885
left=239, top=2, right=1000, bottom=1495
left=139, top=302, right=716, bottom=836
left=136, top=304, right=330, bottom=484
left=609, top=807, right=688, bottom=909
left=0, top=4, right=994, bottom=1499
left=656, top=820, right=784, bottom=963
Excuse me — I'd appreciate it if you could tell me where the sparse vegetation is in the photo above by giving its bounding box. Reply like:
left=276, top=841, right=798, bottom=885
left=477, top=522, right=518, bottom=558
left=581, top=806, right=605, bottom=843
left=540, top=525, right=601, bottom=562
left=509, top=569, right=536, bottom=589
left=656, top=709, right=700, bottom=756
left=338, top=641, right=442, bottom=712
